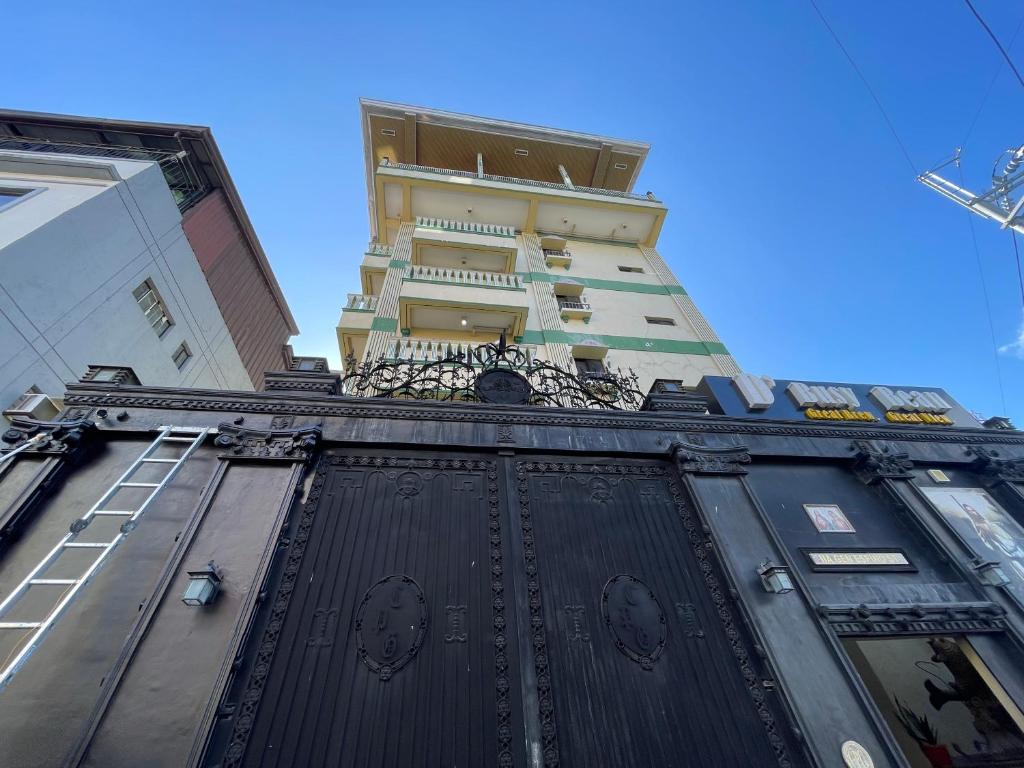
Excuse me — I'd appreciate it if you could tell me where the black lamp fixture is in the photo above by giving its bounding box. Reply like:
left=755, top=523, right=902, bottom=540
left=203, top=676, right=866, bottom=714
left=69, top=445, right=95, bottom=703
left=182, top=561, right=222, bottom=606
left=757, top=559, right=794, bottom=595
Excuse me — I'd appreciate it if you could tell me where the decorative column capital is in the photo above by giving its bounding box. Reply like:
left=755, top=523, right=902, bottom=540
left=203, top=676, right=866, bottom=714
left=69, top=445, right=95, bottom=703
left=214, top=423, right=321, bottom=462
left=670, top=441, right=750, bottom=475
left=965, top=446, right=1024, bottom=486
left=1, top=417, right=97, bottom=458
left=849, top=439, right=913, bottom=484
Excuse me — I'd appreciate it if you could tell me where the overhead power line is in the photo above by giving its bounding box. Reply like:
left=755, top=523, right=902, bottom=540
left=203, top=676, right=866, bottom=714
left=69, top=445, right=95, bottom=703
left=808, top=0, right=918, bottom=175
left=961, top=11, right=1024, bottom=150
left=964, top=0, right=1024, bottom=92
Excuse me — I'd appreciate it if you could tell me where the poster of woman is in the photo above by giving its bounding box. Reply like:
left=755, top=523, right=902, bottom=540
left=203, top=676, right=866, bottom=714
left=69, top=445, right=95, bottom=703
left=920, top=487, right=1024, bottom=605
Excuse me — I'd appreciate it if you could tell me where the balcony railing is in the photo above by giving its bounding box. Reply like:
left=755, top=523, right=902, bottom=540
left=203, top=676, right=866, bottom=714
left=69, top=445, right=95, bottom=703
left=344, top=293, right=378, bottom=311
left=387, top=338, right=539, bottom=364
left=557, top=298, right=591, bottom=312
left=558, top=296, right=593, bottom=322
left=543, top=248, right=573, bottom=268
left=0, top=136, right=207, bottom=212
left=380, top=160, right=660, bottom=203
left=366, top=242, right=393, bottom=257
left=416, top=216, right=515, bottom=237
left=407, top=265, right=524, bottom=290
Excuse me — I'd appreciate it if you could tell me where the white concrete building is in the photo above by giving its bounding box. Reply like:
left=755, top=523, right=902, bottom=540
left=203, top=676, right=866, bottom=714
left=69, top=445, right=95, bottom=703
left=338, top=100, right=739, bottom=393
left=0, top=111, right=298, bottom=428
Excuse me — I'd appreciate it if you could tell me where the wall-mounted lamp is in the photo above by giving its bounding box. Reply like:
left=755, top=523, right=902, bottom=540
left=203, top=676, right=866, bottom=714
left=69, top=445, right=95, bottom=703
left=758, top=559, right=794, bottom=595
left=460, top=316, right=468, bottom=327
left=973, top=560, right=1011, bottom=588
left=182, top=561, right=222, bottom=606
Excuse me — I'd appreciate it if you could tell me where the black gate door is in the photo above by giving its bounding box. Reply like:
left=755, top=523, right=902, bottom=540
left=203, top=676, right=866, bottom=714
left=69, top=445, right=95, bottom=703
left=216, top=453, right=522, bottom=768
left=515, top=459, right=794, bottom=768
left=212, top=452, right=799, bottom=768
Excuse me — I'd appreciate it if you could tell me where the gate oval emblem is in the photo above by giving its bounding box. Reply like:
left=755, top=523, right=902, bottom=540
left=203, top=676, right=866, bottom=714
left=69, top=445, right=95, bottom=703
left=601, top=575, right=667, bottom=670
left=354, top=574, right=428, bottom=681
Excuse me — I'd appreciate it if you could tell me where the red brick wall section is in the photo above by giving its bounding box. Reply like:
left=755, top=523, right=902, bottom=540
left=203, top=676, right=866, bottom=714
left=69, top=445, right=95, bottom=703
left=182, top=190, right=290, bottom=389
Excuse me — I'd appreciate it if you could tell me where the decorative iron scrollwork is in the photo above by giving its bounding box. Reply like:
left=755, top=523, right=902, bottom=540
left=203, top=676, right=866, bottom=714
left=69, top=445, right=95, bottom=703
left=340, top=333, right=645, bottom=410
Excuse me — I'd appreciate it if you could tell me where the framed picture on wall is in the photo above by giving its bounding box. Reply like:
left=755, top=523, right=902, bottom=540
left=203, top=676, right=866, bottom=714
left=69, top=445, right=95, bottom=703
left=919, top=487, right=1024, bottom=605
left=803, top=503, right=856, bottom=533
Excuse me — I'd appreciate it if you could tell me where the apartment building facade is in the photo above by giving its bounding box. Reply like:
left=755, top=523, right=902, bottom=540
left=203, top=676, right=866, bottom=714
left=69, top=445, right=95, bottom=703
left=0, top=111, right=297, bottom=426
left=338, top=100, right=738, bottom=392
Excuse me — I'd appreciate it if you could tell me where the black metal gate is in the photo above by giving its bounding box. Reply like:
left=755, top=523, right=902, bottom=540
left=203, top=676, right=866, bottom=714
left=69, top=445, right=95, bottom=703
left=210, top=452, right=799, bottom=768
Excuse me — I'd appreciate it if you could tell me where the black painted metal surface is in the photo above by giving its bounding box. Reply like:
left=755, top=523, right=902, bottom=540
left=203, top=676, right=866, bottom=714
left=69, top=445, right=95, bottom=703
left=517, top=459, right=793, bottom=767
left=221, top=454, right=517, bottom=768
left=216, top=453, right=800, bottom=768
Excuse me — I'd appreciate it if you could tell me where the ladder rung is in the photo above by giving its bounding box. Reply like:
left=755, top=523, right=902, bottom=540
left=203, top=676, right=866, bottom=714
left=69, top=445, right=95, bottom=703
left=162, top=437, right=199, bottom=443
left=119, top=482, right=159, bottom=488
left=93, top=510, right=135, bottom=516
left=64, top=542, right=113, bottom=548
left=0, top=622, right=41, bottom=629
left=141, top=458, right=179, bottom=463
left=29, top=579, right=77, bottom=585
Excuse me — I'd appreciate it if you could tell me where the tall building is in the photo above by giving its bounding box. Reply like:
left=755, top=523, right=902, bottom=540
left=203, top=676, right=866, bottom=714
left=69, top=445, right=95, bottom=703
left=0, top=111, right=297, bottom=426
left=338, top=99, right=738, bottom=391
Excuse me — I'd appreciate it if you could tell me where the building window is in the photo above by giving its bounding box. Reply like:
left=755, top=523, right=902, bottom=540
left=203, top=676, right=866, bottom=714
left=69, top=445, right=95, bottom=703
left=618, top=266, right=644, bottom=273
left=133, top=279, right=173, bottom=337
left=172, top=342, right=192, bottom=370
left=645, top=316, right=676, bottom=326
left=0, top=188, right=32, bottom=212
left=574, top=358, right=606, bottom=377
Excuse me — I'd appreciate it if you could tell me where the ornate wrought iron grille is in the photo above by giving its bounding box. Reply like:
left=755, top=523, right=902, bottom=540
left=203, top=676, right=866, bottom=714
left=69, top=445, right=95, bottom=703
left=341, top=335, right=646, bottom=410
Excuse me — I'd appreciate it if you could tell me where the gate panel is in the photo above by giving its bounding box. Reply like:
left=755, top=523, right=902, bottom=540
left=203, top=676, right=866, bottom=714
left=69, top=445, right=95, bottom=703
left=224, top=454, right=516, bottom=768
left=516, top=459, right=792, bottom=768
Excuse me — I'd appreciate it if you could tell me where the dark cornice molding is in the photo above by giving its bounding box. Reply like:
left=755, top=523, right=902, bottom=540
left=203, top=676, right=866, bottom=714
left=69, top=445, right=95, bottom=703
left=849, top=439, right=914, bottom=485
left=60, top=382, right=1024, bottom=448
left=213, top=423, right=321, bottom=462
left=820, top=602, right=1007, bottom=636
left=1, top=417, right=97, bottom=457
left=670, top=441, right=751, bottom=475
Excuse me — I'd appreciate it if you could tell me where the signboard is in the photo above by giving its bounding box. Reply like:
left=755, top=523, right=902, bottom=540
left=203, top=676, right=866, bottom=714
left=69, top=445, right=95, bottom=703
left=802, top=548, right=915, bottom=572
left=696, top=375, right=979, bottom=428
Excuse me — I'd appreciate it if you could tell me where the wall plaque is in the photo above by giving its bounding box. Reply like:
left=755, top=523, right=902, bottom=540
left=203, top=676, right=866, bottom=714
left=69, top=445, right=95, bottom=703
left=841, top=740, right=874, bottom=768
left=801, top=548, right=915, bottom=572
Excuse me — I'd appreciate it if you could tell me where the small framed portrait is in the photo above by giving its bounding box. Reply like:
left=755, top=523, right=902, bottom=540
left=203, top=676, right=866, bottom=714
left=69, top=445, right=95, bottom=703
left=803, top=503, right=856, bottom=533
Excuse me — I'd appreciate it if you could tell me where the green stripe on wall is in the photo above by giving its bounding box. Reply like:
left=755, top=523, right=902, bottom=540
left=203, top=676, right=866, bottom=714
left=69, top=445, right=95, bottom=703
left=518, top=272, right=686, bottom=296
left=388, top=258, right=409, bottom=269
left=518, top=330, right=728, bottom=357
left=371, top=316, right=398, bottom=332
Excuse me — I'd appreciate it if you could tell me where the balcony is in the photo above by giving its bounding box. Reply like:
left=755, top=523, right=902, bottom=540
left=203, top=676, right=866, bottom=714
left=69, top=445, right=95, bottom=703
left=398, top=267, right=530, bottom=337
left=388, top=338, right=539, bottom=365
left=543, top=248, right=572, bottom=269
left=558, top=297, right=593, bottom=323
left=407, top=265, right=524, bottom=290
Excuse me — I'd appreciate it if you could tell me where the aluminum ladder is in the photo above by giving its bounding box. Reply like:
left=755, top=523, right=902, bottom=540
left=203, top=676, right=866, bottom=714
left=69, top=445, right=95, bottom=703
left=0, top=426, right=210, bottom=688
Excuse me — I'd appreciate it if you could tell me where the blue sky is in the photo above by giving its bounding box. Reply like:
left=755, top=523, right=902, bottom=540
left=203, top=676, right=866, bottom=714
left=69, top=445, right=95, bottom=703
left=8, top=1, right=1024, bottom=421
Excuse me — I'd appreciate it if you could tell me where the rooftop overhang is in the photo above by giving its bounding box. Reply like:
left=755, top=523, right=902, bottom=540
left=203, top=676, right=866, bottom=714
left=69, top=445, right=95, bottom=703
left=361, top=98, right=651, bottom=241
left=0, top=108, right=298, bottom=335
left=375, top=164, right=666, bottom=247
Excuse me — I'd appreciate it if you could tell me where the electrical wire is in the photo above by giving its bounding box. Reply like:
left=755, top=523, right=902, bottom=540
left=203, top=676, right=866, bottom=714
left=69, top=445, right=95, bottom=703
left=808, top=0, right=919, bottom=175
left=961, top=11, right=1024, bottom=150
left=964, top=0, right=1024, bottom=91
left=959, top=165, right=1009, bottom=415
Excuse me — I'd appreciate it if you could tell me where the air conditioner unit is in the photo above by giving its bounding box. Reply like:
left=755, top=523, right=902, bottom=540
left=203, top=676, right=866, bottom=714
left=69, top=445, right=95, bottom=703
left=3, top=392, right=60, bottom=421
